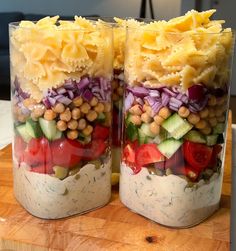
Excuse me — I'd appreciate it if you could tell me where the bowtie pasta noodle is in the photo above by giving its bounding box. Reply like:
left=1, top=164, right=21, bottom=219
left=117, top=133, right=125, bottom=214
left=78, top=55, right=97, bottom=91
left=124, top=9, right=233, bottom=90
left=10, top=16, right=113, bottom=101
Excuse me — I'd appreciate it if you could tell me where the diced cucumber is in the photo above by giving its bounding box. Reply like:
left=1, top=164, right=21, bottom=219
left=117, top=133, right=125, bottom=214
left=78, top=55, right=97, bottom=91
left=96, top=112, right=106, bottom=123
left=125, top=113, right=132, bottom=126
left=127, top=122, right=138, bottom=141
left=206, top=134, right=218, bottom=146
left=162, top=113, right=193, bottom=140
left=26, top=118, right=43, bottom=138
left=152, top=127, right=170, bottom=144
left=138, top=128, right=149, bottom=145
left=184, top=130, right=206, bottom=144
left=16, top=124, right=32, bottom=142
left=213, top=123, right=225, bottom=134
left=54, top=130, right=63, bottom=140
left=140, top=123, right=155, bottom=138
left=217, top=133, right=224, bottom=144
left=157, top=138, right=183, bottom=158
left=39, top=118, right=58, bottom=140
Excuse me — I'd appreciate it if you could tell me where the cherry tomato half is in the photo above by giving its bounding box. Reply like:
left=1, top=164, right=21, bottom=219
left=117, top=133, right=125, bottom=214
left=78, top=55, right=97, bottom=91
left=183, top=141, right=213, bottom=171
left=51, top=138, right=84, bottom=168
left=135, top=143, right=164, bottom=169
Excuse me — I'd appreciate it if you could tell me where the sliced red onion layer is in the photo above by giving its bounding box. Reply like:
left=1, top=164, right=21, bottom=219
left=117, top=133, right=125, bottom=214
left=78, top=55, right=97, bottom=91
left=77, top=77, right=90, bottom=89
left=149, top=90, right=160, bottom=98
left=128, top=86, right=149, bottom=97
left=57, top=96, right=72, bottom=106
left=82, top=89, right=93, bottom=102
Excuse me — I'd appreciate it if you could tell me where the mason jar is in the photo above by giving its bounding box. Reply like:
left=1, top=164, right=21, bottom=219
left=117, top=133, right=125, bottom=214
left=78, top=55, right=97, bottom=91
left=10, top=17, right=113, bottom=219
left=120, top=16, right=234, bottom=227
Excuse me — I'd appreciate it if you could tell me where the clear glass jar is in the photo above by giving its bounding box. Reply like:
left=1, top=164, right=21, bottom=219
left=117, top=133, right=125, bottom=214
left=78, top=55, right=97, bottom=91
left=10, top=17, right=113, bottom=219
left=120, top=20, right=234, bottom=227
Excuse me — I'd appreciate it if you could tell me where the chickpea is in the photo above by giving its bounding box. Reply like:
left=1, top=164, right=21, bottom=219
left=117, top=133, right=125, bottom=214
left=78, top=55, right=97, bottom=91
left=72, top=108, right=81, bottom=120
left=150, top=122, right=160, bottom=135
left=44, top=109, right=57, bottom=121
left=218, top=96, right=226, bottom=105
left=86, top=110, right=98, bottom=122
left=78, top=118, right=87, bottom=130
left=60, top=108, right=72, bottom=122
left=111, top=79, right=119, bottom=89
left=158, top=107, right=171, bottom=119
left=68, top=119, right=78, bottom=130
left=215, top=106, right=225, bottom=117
left=94, top=103, right=105, bottom=113
left=80, top=102, right=91, bottom=114
left=57, top=120, right=67, bottom=131
left=67, top=130, right=79, bottom=140
left=154, top=115, right=164, bottom=125
left=143, top=104, right=152, bottom=116
left=199, top=108, right=209, bottom=119
left=208, top=95, right=217, bottom=106
left=187, top=113, right=200, bottom=125
left=216, top=115, right=225, bottom=123
left=89, top=97, right=98, bottom=107
left=82, top=125, right=93, bottom=136
left=200, top=127, right=212, bottom=135
left=23, top=98, right=36, bottom=108
left=208, top=108, right=216, bottom=118
left=141, top=113, right=152, bottom=123
left=178, top=106, right=190, bottom=118
left=195, top=119, right=207, bottom=129
left=129, top=105, right=142, bottom=116
left=53, top=103, right=65, bottom=114
left=31, top=112, right=39, bottom=121
left=18, top=114, right=27, bottom=123
left=73, top=96, right=83, bottom=107
left=130, top=115, right=142, bottom=125
left=208, top=117, right=217, bottom=127
left=104, top=103, right=111, bottom=113
left=112, top=93, right=119, bottom=102
left=116, top=86, right=124, bottom=97
left=33, top=104, right=45, bottom=118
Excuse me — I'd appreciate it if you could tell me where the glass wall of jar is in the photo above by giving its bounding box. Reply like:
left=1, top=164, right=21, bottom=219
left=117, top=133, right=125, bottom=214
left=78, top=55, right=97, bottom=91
left=119, top=10, right=234, bottom=228
left=10, top=17, right=113, bottom=219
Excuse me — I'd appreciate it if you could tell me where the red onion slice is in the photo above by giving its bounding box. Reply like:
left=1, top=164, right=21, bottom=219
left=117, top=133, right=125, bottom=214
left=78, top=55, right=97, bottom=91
left=129, top=86, right=149, bottom=97
left=187, top=84, right=205, bottom=101
left=82, top=89, right=93, bottom=102
left=163, top=88, right=177, bottom=97
left=57, top=96, right=72, bottom=105
left=77, top=77, right=90, bottom=89
left=125, top=92, right=134, bottom=111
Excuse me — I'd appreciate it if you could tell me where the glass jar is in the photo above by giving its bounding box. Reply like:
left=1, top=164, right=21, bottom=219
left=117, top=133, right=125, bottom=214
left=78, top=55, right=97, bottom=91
left=10, top=17, right=113, bottom=219
left=120, top=14, right=234, bottom=227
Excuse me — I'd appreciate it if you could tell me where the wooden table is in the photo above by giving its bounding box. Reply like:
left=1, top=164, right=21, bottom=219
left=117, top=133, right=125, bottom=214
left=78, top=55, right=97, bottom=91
left=0, top=112, right=232, bottom=251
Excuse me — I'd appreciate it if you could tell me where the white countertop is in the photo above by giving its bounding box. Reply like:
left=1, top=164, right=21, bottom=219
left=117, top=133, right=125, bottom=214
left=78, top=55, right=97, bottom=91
left=0, top=100, right=13, bottom=150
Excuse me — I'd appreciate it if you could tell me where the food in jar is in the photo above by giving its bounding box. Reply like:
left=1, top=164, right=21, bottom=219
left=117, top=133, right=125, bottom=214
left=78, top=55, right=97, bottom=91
left=10, top=17, right=113, bottom=219
left=120, top=9, right=233, bottom=227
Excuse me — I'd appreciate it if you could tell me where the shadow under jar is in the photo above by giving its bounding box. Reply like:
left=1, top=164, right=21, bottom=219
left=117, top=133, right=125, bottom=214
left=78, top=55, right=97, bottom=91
left=120, top=14, right=234, bottom=228
left=9, top=17, right=113, bottom=219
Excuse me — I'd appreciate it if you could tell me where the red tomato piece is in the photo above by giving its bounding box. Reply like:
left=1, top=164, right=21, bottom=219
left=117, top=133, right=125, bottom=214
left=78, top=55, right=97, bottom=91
left=123, top=143, right=136, bottom=164
left=135, top=143, right=164, bottom=169
left=83, top=139, right=107, bottom=160
left=14, top=136, right=27, bottom=162
left=23, top=138, right=52, bottom=168
left=183, top=141, right=213, bottom=171
left=92, top=125, right=110, bottom=140
left=51, top=138, right=83, bottom=168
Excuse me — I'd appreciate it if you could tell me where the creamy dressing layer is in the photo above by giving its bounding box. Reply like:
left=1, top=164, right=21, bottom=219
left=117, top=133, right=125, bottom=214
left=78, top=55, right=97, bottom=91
left=13, top=158, right=111, bottom=219
left=120, top=162, right=223, bottom=227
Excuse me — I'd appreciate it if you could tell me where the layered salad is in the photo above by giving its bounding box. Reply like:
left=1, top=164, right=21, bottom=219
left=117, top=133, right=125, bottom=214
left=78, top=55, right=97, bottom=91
left=111, top=19, right=143, bottom=184
left=10, top=17, right=113, bottom=219
left=120, top=10, right=233, bottom=227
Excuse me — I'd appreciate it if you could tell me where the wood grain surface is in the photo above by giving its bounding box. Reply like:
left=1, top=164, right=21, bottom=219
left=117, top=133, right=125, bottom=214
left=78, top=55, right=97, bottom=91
left=0, top=112, right=232, bottom=251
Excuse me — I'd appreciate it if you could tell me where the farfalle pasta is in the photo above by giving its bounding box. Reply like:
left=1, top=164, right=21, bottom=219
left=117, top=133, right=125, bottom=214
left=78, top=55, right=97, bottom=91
left=124, top=9, right=233, bottom=89
left=10, top=16, right=113, bottom=101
